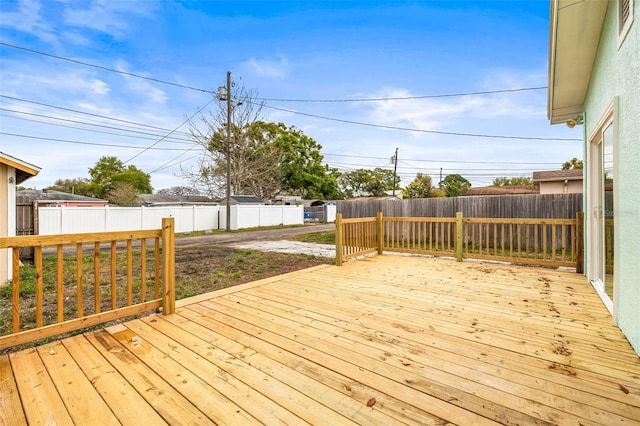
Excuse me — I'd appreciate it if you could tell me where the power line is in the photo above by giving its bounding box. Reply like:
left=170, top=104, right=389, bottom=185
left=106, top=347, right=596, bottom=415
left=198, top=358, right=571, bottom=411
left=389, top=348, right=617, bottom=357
left=149, top=150, right=201, bottom=174
left=2, top=43, right=547, bottom=103
left=322, top=153, right=561, bottom=165
left=256, top=87, right=547, bottom=103
left=123, top=97, right=216, bottom=164
left=0, top=132, right=191, bottom=151
left=0, top=42, right=215, bottom=95
left=0, top=95, right=193, bottom=137
left=260, top=103, right=581, bottom=141
left=0, top=108, right=192, bottom=143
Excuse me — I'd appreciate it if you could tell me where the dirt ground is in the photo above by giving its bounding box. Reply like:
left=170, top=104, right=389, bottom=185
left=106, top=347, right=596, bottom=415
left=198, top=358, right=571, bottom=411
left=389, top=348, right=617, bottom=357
left=1, top=225, right=335, bottom=354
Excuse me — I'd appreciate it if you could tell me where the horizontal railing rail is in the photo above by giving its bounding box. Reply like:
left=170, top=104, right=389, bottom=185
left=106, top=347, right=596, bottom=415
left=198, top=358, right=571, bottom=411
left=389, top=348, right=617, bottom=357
left=0, top=217, right=175, bottom=349
left=335, top=212, right=583, bottom=269
left=462, top=217, right=577, bottom=267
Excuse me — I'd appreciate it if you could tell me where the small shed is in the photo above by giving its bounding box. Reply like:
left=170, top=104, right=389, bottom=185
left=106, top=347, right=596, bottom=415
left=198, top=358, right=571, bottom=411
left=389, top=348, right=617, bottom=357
left=532, top=169, right=583, bottom=194
left=1, top=152, right=41, bottom=285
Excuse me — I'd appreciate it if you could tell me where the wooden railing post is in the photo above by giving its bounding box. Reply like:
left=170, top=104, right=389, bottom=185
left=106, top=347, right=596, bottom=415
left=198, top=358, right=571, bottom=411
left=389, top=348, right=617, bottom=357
left=162, top=217, right=176, bottom=315
left=335, top=213, right=343, bottom=266
left=576, top=212, right=584, bottom=274
left=377, top=212, right=384, bottom=255
left=456, top=212, right=463, bottom=262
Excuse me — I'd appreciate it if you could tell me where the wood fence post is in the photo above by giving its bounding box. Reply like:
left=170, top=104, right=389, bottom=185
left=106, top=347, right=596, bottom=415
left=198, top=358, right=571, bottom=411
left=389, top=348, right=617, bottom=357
left=335, top=213, right=343, bottom=266
left=575, top=212, right=584, bottom=274
left=456, top=212, right=463, bottom=262
left=377, top=212, right=384, bottom=255
left=162, top=217, right=176, bottom=315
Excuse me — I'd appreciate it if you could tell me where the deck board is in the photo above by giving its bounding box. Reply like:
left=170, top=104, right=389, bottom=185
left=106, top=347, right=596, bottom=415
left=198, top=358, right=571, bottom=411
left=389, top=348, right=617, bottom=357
left=4, top=255, right=640, bottom=425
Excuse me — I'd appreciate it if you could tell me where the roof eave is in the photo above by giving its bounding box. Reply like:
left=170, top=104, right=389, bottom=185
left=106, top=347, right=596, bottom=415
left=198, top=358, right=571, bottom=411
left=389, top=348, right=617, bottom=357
left=547, top=0, right=608, bottom=124
left=0, top=152, right=41, bottom=184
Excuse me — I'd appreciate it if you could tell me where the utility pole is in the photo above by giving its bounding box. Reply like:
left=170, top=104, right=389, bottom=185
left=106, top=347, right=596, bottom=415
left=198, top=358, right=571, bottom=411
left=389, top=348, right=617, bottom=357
left=225, top=71, right=232, bottom=231
left=439, top=167, right=443, bottom=187
left=391, top=147, right=399, bottom=197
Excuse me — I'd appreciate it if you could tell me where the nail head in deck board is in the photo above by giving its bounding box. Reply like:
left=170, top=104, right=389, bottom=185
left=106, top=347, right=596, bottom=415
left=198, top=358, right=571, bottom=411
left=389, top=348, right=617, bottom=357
left=85, top=330, right=214, bottom=425
left=9, top=348, right=74, bottom=425
left=35, top=341, right=120, bottom=425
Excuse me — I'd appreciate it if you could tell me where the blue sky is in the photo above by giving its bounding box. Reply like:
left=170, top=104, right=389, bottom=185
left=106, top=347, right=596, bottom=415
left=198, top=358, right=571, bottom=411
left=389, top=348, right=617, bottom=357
left=0, top=0, right=582, bottom=192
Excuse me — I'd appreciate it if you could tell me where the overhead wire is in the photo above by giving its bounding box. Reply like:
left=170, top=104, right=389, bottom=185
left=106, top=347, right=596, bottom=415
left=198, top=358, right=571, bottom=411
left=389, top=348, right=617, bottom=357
left=123, top=97, right=216, bottom=164
left=0, top=42, right=215, bottom=94
left=259, top=103, right=581, bottom=141
left=0, top=108, right=192, bottom=143
left=0, top=132, right=188, bottom=150
left=255, top=87, right=547, bottom=102
left=1, top=42, right=581, bottom=178
left=0, top=95, right=193, bottom=137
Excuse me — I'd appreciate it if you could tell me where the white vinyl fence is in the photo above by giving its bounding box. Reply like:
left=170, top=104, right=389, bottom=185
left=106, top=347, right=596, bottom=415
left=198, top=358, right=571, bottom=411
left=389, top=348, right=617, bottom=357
left=38, top=205, right=304, bottom=235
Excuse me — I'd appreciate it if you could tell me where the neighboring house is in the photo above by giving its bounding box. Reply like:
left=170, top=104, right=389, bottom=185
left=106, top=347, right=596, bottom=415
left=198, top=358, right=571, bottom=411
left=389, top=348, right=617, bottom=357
left=459, top=185, right=539, bottom=196
left=532, top=169, right=583, bottom=194
left=17, top=189, right=108, bottom=207
left=548, top=0, right=639, bottom=353
left=218, top=195, right=265, bottom=205
left=0, top=152, right=40, bottom=285
left=138, top=194, right=217, bottom=207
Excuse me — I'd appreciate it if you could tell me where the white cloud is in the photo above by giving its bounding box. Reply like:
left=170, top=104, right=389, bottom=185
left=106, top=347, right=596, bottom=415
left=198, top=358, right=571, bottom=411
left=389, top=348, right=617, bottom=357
left=62, top=0, right=158, bottom=39
left=0, top=0, right=58, bottom=44
left=243, top=54, right=290, bottom=79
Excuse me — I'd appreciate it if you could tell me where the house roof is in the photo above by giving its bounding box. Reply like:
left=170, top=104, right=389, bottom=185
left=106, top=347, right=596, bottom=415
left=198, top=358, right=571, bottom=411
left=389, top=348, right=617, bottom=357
left=138, top=194, right=217, bottom=205
left=547, top=0, right=608, bottom=124
left=0, top=152, right=41, bottom=184
left=459, top=186, right=539, bottom=196
left=17, top=189, right=107, bottom=203
left=219, top=195, right=265, bottom=205
left=532, top=169, right=583, bottom=182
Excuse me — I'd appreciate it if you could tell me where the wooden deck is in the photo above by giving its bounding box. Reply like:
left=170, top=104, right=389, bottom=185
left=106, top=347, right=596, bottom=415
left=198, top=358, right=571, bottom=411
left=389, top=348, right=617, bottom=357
left=3, top=255, right=640, bottom=425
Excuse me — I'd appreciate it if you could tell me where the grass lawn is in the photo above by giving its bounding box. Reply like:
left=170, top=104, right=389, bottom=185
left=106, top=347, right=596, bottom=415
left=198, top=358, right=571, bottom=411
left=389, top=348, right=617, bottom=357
left=1, top=245, right=330, bottom=354
left=287, top=230, right=336, bottom=245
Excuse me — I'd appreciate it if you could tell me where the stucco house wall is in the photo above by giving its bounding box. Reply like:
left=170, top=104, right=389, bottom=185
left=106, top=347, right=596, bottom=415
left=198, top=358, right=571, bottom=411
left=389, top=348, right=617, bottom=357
left=0, top=164, right=9, bottom=283
left=583, top=0, right=640, bottom=353
left=0, top=154, right=40, bottom=285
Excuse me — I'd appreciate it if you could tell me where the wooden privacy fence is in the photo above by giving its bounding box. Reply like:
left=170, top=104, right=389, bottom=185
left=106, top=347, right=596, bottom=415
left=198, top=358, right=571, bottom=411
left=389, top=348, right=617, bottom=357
left=0, top=218, right=175, bottom=349
left=336, top=212, right=584, bottom=270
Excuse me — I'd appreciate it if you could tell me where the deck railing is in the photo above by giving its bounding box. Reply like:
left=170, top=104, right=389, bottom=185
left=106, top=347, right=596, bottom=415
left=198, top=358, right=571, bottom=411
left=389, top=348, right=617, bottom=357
left=0, top=217, right=175, bottom=349
left=336, top=212, right=584, bottom=269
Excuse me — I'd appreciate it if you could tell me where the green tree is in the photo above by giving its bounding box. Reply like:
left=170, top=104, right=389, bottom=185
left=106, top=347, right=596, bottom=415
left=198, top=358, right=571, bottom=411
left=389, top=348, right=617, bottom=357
left=404, top=173, right=434, bottom=198
left=337, top=168, right=399, bottom=198
left=88, top=156, right=152, bottom=199
left=365, top=168, right=398, bottom=197
left=187, top=113, right=338, bottom=200
left=107, top=182, right=139, bottom=206
left=47, top=177, right=92, bottom=196
left=562, top=157, right=583, bottom=170
left=492, top=176, right=533, bottom=186
left=439, top=174, right=471, bottom=197
left=337, top=169, right=371, bottom=198
left=279, top=124, right=338, bottom=199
